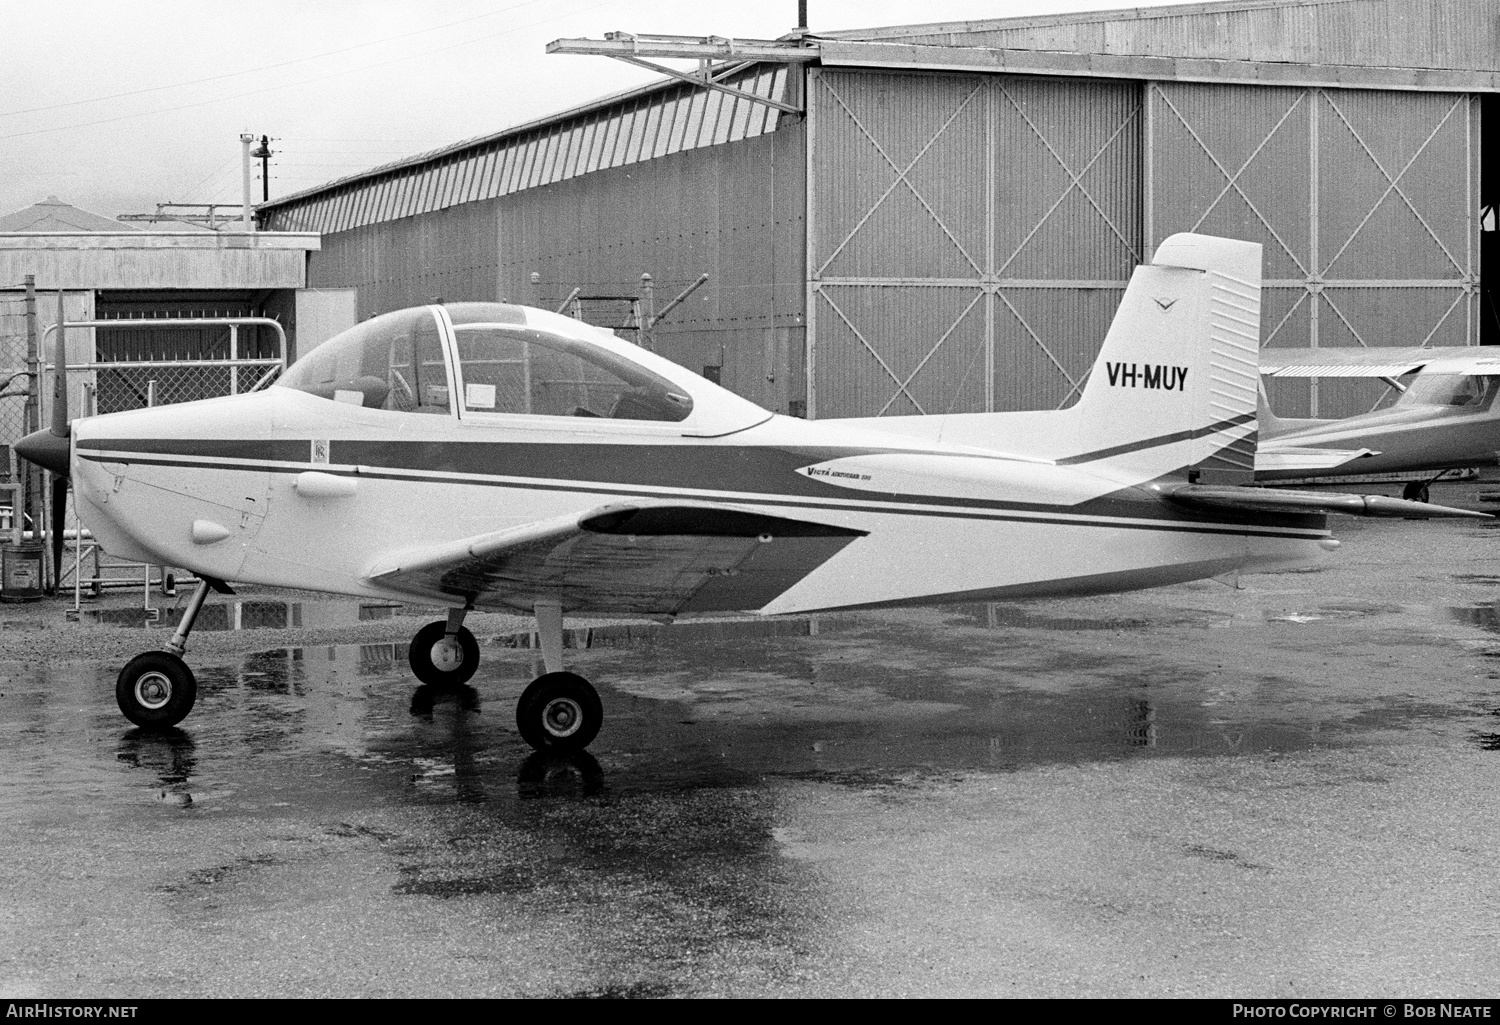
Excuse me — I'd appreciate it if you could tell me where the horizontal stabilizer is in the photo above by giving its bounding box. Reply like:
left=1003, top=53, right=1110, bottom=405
left=1254, top=446, right=1378, bottom=473
left=1162, top=484, right=1489, bottom=519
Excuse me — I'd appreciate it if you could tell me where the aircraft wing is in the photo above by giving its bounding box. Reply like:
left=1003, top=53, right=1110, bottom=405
left=363, top=502, right=868, bottom=615
left=1254, top=445, right=1378, bottom=473
left=1258, top=346, right=1500, bottom=377
left=1161, top=484, right=1489, bottom=519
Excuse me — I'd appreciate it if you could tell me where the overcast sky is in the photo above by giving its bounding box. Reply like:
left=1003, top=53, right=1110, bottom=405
left=0, top=0, right=1207, bottom=221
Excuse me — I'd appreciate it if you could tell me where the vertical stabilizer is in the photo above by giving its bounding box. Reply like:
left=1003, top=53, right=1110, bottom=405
left=1063, top=233, right=1261, bottom=482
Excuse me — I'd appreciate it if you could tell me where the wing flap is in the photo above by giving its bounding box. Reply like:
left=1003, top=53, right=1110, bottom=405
left=364, top=502, right=867, bottom=614
left=1163, top=484, right=1489, bottom=519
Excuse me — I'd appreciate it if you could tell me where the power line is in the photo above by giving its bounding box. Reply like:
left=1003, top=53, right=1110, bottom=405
left=0, top=1, right=552, bottom=121
left=0, top=0, right=624, bottom=143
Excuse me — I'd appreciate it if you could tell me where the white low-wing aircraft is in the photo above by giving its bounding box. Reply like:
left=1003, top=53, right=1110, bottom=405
left=1257, top=346, right=1500, bottom=501
left=15, top=233, right=1484, bottom=750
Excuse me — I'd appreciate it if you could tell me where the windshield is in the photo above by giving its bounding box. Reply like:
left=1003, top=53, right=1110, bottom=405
left=278, top=307, right=450, bottom=414
left=452, top=320, right=692, bottom=422
left=1396, top=372, right=1500, bottom=414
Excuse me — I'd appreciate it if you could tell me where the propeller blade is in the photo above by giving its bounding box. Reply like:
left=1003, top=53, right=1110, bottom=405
left=51, top=291, right=69, bottom=438
left=49, top=473, right=67, bottom=594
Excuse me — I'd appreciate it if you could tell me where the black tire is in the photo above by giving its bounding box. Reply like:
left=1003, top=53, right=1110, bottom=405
left=1403, top=481, right=1431, bottom=503
left=116, top=652, right=197, bottom=729
left=516, top=672, right=602, bottom=752
left=408, top=620, right=480, bottom=688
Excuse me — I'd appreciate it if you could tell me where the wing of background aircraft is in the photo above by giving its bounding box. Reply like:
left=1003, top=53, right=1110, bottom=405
left=364, top=502, right=868, bottom=615
left=1259, top=346, right=1500, bottom=377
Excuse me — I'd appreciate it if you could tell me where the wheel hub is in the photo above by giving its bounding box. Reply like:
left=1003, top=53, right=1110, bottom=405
left=134, top=672, right=172, bottom=710
left=431, top=636, right=466, bottom=672
left=542, top=696, right=583, bottom=738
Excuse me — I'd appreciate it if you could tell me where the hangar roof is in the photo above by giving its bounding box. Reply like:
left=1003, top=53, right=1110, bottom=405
left=259, top=0, right=1497, bottom=229
left=821, top=0, right=1500, bottom=91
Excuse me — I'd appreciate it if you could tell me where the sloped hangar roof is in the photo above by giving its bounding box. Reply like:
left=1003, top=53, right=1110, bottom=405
left=822, top=0, right=1500, bottom=81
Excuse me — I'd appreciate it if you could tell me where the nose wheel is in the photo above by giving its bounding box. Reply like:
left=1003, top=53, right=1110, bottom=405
left=116, top=651, right=197, bottom=729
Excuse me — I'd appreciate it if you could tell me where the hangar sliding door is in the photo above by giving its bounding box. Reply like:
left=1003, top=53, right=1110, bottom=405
left=1148, top=83, right=1481, bottom=418
left=806, top=68, right=1140, bottom=418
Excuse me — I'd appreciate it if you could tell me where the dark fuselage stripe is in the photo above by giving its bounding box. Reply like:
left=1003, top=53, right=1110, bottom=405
left=80, top=452, right=1330, bottom=542
left=1054, top=412, right=1257, bottom=465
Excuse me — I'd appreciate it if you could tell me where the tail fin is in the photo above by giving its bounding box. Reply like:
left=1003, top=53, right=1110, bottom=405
left=1065, top=233, right=1261, bottom=483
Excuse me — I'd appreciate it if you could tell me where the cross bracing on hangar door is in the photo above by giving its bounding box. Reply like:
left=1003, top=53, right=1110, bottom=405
left=258, top=0, right=1500, bottom=423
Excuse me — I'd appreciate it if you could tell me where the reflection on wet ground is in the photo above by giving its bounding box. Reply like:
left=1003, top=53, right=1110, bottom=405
left=7, top=567, right=1500, bottom=996
left=68, top=605, right=1497, bottom=800
left=82, top=599, right=405, bottom=631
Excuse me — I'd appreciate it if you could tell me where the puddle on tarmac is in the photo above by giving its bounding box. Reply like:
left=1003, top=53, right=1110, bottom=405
left=1448, top=604, right=1500, bottom=633
left=139, top=622, right=1500, bottom=797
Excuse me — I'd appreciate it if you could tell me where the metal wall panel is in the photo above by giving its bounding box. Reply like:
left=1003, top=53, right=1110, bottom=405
left=264, top=66, right=789, bottom=236
left=303, top=127, right=805, bottom=413
left=1149, top=81, right=1478, bottom=419
left=491, top=128, right=806, bottom=414
left=306, top=200, right=503, bottom=317
left=808, top=67, right=1140, bottom=417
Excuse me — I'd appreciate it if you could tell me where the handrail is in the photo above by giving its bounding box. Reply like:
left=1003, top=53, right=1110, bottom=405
left=41, top=316, right=288, bottom=366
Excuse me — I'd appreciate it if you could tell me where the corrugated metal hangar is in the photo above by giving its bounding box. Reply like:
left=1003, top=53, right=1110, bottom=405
left=259, top=0, right=1500, bottom=422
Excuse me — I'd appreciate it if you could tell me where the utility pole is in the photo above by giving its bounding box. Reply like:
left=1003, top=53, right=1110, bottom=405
left=251, top=135, right=274, bottom=203
left=239, top=133, right=254, bottom=231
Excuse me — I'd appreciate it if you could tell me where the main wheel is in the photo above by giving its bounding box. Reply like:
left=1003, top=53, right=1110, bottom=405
left=408, top=620, right=480, bottom=688
left=116, top=652, right=197, bottom=729
left=1403, top=481, right=1431, bottom=503
left=516, top=672, right=602, bottom=752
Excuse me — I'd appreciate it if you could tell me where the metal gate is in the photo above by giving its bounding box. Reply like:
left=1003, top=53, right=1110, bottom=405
left=39, top=317, right=287, bottom=601
left=807, top=68, right=1141, bottom=418
left=1147, top=82, right=1480, bottom=418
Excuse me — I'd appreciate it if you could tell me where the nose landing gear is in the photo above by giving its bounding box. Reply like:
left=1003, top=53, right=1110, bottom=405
left=115, top=576, right=228, bottom=729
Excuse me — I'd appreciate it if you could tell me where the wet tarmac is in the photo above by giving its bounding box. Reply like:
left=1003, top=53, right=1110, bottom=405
left=4, top=493, right=1500, bottom=997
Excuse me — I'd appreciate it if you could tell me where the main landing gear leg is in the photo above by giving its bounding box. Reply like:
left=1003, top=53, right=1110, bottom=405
left=516, top=601, right=602, bottom=752
left=116, top=577, right=218, bottom=729
left=409, top=606, right=479, bottom=688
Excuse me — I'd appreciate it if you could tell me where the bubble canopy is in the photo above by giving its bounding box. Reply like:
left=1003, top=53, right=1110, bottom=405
left=277, top=302, right=769, bottom=432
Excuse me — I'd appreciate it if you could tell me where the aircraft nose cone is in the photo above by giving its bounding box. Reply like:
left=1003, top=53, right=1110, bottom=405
left=14, top=427, right=70, bottom=477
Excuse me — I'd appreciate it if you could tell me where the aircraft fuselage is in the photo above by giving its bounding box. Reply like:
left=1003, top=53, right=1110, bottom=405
left=70, top=388, right=1331, bottom=617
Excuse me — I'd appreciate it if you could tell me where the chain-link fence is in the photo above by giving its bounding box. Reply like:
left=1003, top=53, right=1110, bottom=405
left=0, top=295, right=35, bottom=483
left=2, top=315, right=286, bottom=601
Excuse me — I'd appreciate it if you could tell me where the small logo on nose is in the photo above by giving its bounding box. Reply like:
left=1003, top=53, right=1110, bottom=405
left=1154, top=297, right=1178, bottom=311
